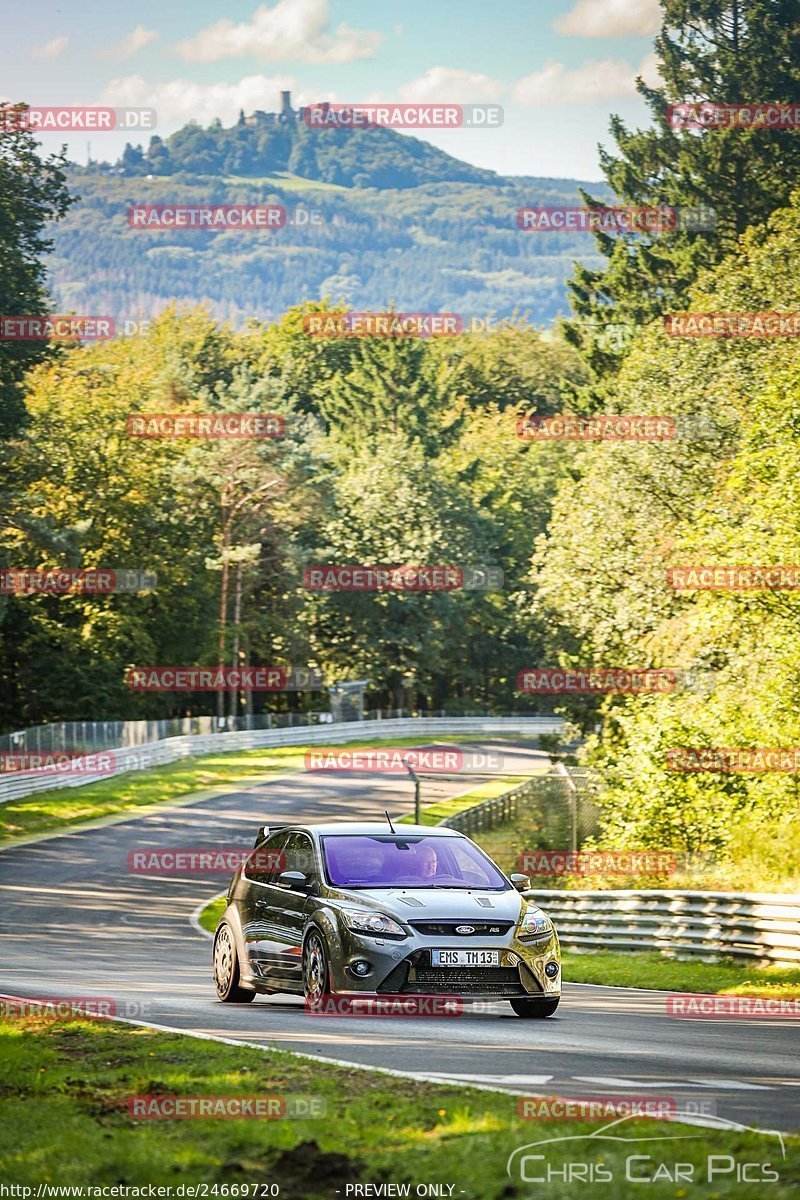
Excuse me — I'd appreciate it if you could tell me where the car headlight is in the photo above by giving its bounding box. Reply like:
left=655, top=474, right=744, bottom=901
left=518, top=909, right=554, bottom=938
left=342, top=909, right=407, bottom=938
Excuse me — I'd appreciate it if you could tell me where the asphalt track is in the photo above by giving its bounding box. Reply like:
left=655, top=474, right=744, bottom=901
left=0, top=740, right=797, bottom=1134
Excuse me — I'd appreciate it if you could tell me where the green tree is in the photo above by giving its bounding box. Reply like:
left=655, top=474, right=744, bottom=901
left=0, top=108, right=72, bottom=434
left=536, top=195, right=800, bottom=865
left=565, top=0, right=800, bottom=390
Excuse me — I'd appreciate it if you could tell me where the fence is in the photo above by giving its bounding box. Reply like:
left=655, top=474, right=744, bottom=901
left=441, top=764, right=599, bottom=847
left=0, top=708, right=556, bottom=755
left=0, top=715, right=564, bottom=806
left=438, top=769, right=797, bottom=964
left=525, top=888, right=800, bottom=964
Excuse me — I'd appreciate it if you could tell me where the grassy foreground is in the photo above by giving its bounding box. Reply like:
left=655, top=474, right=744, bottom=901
left=0, top=1014, right=796, bottom=1197
left=0, top=735, right=482, bottom=846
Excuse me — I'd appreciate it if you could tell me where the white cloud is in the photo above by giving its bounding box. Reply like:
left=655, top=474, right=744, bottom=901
left=398, top=67, right=504, bottom=104
left=512, top=56, right=652, bottom=106
left=33, top=35, right=68, bottom=60
left=637, top=51, right=662, bottom=87
left=101, top=73, right=303, bottom=128
left=175, top=0, right=381, bottom=65
left=100, top=25, right=158, bottom=61
left=554, top=0, right=661, bottom=38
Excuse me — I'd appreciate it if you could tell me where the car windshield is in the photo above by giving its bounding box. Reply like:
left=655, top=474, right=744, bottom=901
left=321, top=834, right=508, bottom=890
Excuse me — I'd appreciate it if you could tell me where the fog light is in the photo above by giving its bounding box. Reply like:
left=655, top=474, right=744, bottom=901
left=545, top=961, right=560, bottom=979
left=352, top=960, right=371, bottom=977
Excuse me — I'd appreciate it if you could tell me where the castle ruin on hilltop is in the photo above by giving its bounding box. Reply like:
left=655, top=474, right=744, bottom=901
left=239, top=91, right=318, bottom=127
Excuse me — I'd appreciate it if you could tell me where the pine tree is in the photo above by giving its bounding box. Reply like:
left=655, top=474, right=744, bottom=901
left=565, top=0, right=800, bottom=392
left=0, top=112, right=72, bottom=435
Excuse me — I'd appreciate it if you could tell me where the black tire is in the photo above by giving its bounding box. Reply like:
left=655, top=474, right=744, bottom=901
left=302, top=928, right=331, bottom=1010
left=213, top=922, right=255, bottom=1002
left=510, top=997, right=560, bottom=1018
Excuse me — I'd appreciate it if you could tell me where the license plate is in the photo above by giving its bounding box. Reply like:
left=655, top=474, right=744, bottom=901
left=431, top=949, right=500, bottom=967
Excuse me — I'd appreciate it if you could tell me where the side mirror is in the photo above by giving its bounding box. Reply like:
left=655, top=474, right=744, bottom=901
left=510, top=873, right=530, bottom=893
left=277, top=870, right=310, bottom=891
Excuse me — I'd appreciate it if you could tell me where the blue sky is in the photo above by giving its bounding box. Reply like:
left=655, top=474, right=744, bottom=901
left=1, top=0, right=663, bottom=179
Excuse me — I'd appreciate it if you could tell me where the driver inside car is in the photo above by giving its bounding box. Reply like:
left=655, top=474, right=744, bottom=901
left=414, top=843, right=439, bottom=880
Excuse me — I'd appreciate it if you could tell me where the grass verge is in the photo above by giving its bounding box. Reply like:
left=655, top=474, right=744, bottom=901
left=199, top=894, right=227, bottom=933
left=563, top=949, right=800, bottom=998
left=398, top=776, right=521, bottom=826
left=1, top=1014, right=795, bottom=1196
left=0, top=736, right=480, bottom=847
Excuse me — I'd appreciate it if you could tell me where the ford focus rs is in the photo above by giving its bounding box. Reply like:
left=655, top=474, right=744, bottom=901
left=213, top=821, right=561, bottom=1016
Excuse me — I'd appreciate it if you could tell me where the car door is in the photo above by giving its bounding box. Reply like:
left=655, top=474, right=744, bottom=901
left=267, top=831, right=319, bottom=989
left=239, top=830, right=290, bottom=983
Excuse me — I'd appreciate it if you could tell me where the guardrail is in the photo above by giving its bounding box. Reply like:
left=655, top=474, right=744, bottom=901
left=0, top=708, right=558, bottom=755
left=0, top=715, right=564, bottom=805
left=525, top=889, right=800, bottom=964
left=439, top=770, right=798, bottom=964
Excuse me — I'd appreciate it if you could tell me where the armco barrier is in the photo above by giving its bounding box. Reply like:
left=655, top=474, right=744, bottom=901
left=524, top=888, right=800, bottom=964
left=0, top=716, right=563, bottom=805
left=439, top=771, right=798, bottom=964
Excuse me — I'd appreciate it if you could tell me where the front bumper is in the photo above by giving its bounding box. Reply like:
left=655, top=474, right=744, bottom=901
left=327, top=925, right=561, bottom=999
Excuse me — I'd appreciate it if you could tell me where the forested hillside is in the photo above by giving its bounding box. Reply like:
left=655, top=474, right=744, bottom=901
left=49, top=113, right=611, bottom=326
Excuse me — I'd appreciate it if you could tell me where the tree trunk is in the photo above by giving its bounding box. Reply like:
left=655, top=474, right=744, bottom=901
left=228, top=559, right=243, bottom=721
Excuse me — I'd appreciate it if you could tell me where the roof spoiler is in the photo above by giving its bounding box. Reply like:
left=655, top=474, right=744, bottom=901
left=254, top=824, right=285, bottom=848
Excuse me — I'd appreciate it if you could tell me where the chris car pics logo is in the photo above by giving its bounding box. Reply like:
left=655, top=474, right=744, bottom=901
left=506, top=1113, right=785, bottom=1186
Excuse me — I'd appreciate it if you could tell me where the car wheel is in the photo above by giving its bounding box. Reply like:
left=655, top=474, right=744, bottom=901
left=303, top=929, right=331, bottom=1010
left=510, top=997, right=559, bottom=1018
left=213, top=922, right=255, bottom=1003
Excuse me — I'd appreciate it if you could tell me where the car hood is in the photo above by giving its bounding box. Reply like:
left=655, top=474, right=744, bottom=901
left=331, top=886, right=526, bottom=922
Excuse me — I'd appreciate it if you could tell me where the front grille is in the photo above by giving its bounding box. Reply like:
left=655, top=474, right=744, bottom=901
left=404, top=966, right=524, bottom=995
left=410, top=921, right=514, bottom=937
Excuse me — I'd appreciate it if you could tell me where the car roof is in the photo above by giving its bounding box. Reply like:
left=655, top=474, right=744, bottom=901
left=273, top=822, right=464, bottom=837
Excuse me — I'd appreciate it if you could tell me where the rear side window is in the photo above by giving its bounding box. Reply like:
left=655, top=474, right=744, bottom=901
left=244, top=831, right=288, bottom=884
left=281, top=831, right=317, bottom=879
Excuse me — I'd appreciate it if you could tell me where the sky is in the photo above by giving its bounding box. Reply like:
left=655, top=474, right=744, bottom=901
left=0, top=0, right=664, bottom=181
